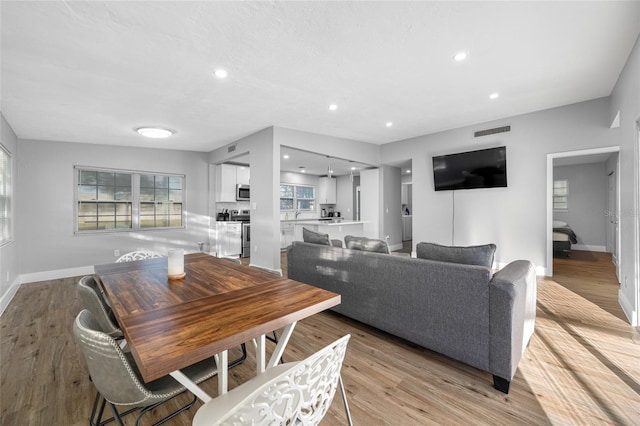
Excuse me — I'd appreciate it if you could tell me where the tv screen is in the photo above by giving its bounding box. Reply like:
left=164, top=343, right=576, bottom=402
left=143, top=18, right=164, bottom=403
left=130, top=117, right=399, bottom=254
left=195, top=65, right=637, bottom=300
left=432, top=146, right=507, bottom=191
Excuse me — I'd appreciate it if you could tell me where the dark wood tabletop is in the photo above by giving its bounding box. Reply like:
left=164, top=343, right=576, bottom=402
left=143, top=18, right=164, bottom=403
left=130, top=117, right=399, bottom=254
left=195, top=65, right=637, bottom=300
left=94, top=252, right=340, bottom=382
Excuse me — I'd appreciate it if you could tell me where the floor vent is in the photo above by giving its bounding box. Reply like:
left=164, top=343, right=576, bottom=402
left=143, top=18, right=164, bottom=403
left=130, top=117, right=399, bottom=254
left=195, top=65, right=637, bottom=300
left=474, top=125, right=511, bottom=138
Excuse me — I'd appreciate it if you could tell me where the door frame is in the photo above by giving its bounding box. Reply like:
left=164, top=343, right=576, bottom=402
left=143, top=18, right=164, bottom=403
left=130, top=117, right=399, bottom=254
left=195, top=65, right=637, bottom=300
left=546, top=146, right=620, bottom=277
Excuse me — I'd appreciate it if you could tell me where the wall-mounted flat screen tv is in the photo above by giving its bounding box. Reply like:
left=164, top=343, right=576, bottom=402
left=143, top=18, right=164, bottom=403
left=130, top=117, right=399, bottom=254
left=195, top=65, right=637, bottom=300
left=432, top=146, right=507, bottom=191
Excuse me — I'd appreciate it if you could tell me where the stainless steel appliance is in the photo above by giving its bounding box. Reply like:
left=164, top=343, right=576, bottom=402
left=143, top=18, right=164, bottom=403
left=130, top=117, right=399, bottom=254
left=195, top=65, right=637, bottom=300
left=231, top=209, right=251, bottom=258
left=236, top=184, right=250, bottom=201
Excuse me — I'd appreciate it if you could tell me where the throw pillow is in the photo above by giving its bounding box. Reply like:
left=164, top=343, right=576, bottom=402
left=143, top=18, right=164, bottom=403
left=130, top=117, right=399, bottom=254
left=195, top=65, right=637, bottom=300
left=344, top=235, right=390, bottom=254
left=302, top=227, right=331, bottom=246
left=416, top=242, right=496, bottom=268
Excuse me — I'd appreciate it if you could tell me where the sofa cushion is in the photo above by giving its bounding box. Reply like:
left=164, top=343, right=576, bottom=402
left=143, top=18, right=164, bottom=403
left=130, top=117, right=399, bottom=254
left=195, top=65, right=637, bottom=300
left=302, top=227, right=331, bottom=246
left=344, top=235, right=390, bottom=254
left=416, top=242, right=496, bottom=268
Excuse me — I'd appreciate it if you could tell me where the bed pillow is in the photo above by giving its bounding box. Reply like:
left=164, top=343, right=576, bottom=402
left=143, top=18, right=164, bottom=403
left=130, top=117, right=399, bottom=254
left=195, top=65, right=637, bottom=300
left=553, top=220, right=568, bottom=228
left=416, top=242, right=496, bottom=268
left=344, top=235, right=390, bottom=254
left=302, top=227, right=331, bottom=246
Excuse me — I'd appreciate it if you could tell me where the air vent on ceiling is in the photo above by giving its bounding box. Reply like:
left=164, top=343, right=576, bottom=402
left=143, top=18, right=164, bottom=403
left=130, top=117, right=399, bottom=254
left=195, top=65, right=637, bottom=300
left=227, top=144, right=237, bottom=153
left=474, top=125, right=511, bottom=138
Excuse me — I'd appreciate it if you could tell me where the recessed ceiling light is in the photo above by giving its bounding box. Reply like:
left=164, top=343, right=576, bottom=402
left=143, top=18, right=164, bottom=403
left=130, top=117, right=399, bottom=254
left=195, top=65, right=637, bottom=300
left=329, top=104, right=338, bottom=111
left=453, top=52, right=467, bottom=61
left=214, top=69, right=228, bottom=79
left=136, top=127, right=173, bottom=138
left=489, top=93, right=500, bottom=100
left=351, top=166, right=357, bottom=170
left=283, top=154, right=289, bottom=159
left=386, top=122, right=393, bottom=127
left=406, top=169, right=412, bottom=174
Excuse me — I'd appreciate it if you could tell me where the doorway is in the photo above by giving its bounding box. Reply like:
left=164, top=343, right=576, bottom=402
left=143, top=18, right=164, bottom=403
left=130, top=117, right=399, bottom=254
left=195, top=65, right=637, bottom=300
left=546, top=146, right=620, bottom=277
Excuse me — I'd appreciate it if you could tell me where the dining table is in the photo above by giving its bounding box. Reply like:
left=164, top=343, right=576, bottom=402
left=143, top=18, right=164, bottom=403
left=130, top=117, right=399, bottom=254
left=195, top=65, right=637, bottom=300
left=93, top=252, right=340, bottom=403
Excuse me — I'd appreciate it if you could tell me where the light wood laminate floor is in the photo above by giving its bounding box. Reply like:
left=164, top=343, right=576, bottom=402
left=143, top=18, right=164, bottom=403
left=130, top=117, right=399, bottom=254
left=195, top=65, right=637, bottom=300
left=1, top=251, right=639, bottom=425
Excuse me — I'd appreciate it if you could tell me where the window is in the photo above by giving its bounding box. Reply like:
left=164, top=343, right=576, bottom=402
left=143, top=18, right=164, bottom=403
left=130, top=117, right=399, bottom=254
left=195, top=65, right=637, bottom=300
left=76, top=167, right=184, bottom=233
left=0, top=145, right=11, bottom=244
left=553, top=179, right=568, bottom=211
left=280, top=184, right=315, bottom=211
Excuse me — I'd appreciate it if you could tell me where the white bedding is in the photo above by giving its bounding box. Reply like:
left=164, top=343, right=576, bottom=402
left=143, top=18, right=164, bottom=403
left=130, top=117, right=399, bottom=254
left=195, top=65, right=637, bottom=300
left=553, top=232, right=569, bottom=242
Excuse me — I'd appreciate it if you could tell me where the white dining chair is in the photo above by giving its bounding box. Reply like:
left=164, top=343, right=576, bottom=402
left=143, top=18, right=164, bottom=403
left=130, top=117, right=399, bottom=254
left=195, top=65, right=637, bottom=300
left=192, top=334, right=352, bottom=426
left=115, top=250, right=163, bottom=263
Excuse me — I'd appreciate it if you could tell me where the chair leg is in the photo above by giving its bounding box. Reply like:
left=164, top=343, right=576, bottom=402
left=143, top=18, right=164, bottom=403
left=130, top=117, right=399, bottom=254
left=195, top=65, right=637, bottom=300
left=228, top=343, right=247, bottom=368
left=107, top=403, right=126, bottom=426
left=89, top=392, right=105, bottom=426
left=135, top=394, right=198, bottom=426
left=338, top=375, right=353, bottom=426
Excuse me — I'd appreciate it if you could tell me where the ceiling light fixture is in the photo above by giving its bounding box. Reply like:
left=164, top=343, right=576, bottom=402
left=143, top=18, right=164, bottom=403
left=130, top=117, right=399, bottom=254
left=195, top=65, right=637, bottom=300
left=489, top=93, right=500, bottom=100
left=136, top=127, right=174, bottom=139
left=214, top=69, right=228, bottom=79
left=386, top=122, right=393, bottom=127
left=453, top=52, right=468, bottom=61
left=329, top=104, right=338, bottom=111
left=326, top=156, right=333, bottom=178
left=283, top=154, right=289, bottom=159
left=406, top=169, right=412, bottom=174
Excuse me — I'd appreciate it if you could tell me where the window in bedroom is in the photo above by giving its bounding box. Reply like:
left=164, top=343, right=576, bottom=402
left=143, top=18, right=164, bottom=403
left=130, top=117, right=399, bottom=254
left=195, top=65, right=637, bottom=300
left=553, top=179, right=568, bottom=211
left=75, top=167, right=184, bottom=233
left=0, top=145, right=12, bottom=245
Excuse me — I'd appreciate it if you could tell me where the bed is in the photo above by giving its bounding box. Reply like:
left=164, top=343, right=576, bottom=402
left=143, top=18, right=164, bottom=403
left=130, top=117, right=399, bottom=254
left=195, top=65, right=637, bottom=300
left=553, top=220, right=578, bottom=257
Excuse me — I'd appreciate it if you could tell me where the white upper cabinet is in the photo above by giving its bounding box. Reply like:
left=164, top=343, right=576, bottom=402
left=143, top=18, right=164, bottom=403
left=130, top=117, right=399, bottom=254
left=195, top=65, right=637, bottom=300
left=215, top=164, right=250, bottom=202
left=317, top=177, right=337, bottom=204
left=236, top=166, right=250, bottom=186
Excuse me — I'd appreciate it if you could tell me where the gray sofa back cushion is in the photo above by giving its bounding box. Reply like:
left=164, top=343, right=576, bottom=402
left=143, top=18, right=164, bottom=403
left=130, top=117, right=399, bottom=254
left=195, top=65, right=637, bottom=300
left=344, top=235, right=390, bottom=253
left=416, top=242, right=496, bottom=268
left=303, top=227, right=331, bottom=246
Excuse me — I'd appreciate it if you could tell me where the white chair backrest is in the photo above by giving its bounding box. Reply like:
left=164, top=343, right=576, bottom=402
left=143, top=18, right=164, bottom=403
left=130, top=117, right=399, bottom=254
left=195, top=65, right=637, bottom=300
left=193, top=334, right=351, bottom=426
left=115, top=251, right=163, bottom=263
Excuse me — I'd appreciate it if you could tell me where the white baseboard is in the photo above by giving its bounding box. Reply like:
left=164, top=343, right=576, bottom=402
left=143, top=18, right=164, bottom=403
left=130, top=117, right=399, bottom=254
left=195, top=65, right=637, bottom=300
left=572, top=244, right=607, bottom=252
left=619, top=289, right=638, bottom=326
left=20, top=265, right=95, bottom=284
left=0, top=277, right=21, bottom=316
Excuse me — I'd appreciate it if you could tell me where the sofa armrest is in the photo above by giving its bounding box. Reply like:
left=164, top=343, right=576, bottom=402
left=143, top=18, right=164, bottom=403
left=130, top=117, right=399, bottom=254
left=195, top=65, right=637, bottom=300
left=488, top=260, right=537, bottom=390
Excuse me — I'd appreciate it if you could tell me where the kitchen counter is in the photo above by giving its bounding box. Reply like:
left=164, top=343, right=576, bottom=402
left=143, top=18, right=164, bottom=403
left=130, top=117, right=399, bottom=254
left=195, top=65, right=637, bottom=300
left=293, top=220, right=365, bottom=243
left=295, top=219, right=365, bottom=226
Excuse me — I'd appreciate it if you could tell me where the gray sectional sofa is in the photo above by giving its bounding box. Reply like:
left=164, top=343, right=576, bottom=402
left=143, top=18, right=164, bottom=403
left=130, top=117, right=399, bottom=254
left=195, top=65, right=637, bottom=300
left=287, top=240, right=537, bottom=393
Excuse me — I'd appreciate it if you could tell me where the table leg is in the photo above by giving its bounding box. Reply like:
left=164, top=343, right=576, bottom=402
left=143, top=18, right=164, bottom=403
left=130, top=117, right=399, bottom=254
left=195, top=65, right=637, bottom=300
left=169, top=370, right=212, bottom=403
left=217, top=350, right=228, bottom=395
left=267, top=322, right=296, bottom=369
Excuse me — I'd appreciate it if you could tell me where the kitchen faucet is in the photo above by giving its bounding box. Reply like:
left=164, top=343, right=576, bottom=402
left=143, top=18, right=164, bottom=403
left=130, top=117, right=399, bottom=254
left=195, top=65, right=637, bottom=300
left=295, top=210, right=301, bottom=219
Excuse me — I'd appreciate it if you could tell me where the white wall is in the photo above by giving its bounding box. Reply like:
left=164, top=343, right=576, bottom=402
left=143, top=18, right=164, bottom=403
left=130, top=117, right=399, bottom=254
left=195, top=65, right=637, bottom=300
left=609, top=34, right=640, bottom=325
left=553, top=162, right=608, bottom=251
left=0, top=114, right=19, bottom=314
left=17, top=139, right=210, bottom=277
left=380, top=97, right=616, bottom=272
left=381, top=165, right=402, bottom=250
left=360, top=168, right=380, bottom=239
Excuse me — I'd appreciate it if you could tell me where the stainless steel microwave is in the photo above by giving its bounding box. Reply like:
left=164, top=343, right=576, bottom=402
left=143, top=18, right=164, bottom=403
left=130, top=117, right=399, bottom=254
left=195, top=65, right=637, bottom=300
left=236, top=184, right=250, bottom=201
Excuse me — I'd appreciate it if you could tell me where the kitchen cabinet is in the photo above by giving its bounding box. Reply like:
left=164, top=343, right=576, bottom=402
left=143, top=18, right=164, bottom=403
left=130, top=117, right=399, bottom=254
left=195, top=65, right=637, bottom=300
left=236, top=166, right=250, bottom=185
left=280, top=221, right=295, bottom=249
left=402, top=216, right=412, bottom=241
left=215, top=222, right=242, bottom=256
left=317, top=177, right=337, bottom=204
left=215, top=164, right=250, bottom=202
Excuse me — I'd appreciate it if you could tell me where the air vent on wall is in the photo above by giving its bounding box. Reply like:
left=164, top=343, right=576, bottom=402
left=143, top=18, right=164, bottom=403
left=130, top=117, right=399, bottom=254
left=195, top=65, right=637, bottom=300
left=227, top=144, right=237, bottom=153
left=474, top=125, right=511, bottom=138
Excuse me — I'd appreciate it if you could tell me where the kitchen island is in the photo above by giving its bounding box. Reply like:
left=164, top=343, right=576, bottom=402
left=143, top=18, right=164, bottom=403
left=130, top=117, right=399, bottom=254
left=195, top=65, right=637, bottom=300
left=293, top=219, right=366, bottom=245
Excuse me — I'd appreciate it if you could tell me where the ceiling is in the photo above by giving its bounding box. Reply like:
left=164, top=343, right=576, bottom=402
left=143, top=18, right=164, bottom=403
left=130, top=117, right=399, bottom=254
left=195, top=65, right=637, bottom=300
left=2, top=1, right=639, bottom=159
